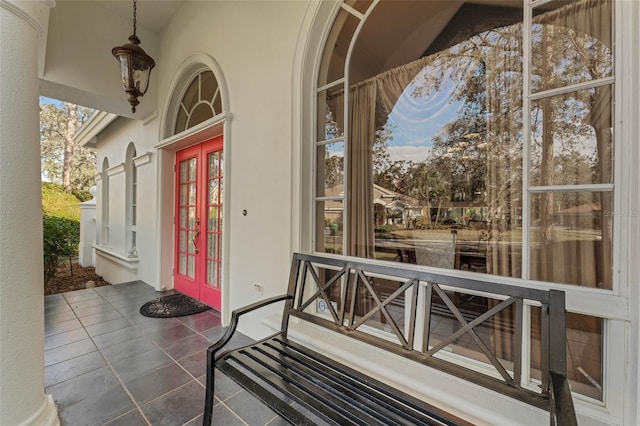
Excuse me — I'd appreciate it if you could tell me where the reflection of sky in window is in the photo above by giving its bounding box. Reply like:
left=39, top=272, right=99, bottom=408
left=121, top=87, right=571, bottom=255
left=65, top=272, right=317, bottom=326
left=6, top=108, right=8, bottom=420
left=386, top=67, right=463, bottom=163
left=325, top=141, right=344, bottom=159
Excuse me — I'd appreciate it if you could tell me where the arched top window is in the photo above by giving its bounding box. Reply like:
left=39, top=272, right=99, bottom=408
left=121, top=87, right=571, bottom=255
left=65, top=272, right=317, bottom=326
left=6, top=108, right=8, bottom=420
left=313, top=0, right=614, bottom=403
left=125, top=143, right=138, bottom=257
left=315, top=0, right=613, bottom=284
left=174, top=70, right=222, bottom=135
left=100, top=157, right=110, bottom=245
left=126, top=142, right=137, bottom=162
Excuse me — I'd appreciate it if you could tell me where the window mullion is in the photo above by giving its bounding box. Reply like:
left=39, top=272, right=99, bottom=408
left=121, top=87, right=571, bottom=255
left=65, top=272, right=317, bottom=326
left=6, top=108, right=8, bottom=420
left=611, top=0, right=625, bottom=300
left=342, top=75, right=348, bottom=255
left=522, top=0, right=533, bottom=280
left=317, top=136, right=344, bottom=146
left=340, top=2, right=364, bottom=20
left=318, top=79, right=345, bottom=93
left=529, top=76, right=615, bottom=101
left=312, top=84, right=318, bottom=253
left=529, top=184, right=615, bottom=193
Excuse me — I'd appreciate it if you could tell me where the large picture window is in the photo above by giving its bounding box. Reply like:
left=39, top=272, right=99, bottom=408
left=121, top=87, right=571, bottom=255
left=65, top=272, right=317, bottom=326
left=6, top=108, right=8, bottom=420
left=314, top=0, right=613, bottom=403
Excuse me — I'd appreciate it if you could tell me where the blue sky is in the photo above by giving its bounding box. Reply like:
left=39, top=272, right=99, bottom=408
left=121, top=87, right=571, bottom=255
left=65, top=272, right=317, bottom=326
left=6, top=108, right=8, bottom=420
left=325, top=71, right=463, bottom=164
left=385, top=69, right=463, bottom=163
left=40, top=96, right=63, bottom=107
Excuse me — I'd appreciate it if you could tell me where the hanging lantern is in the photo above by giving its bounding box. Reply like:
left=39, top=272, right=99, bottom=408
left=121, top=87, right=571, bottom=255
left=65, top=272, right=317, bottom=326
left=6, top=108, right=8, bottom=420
left=112, top=0, right=155, bottom=113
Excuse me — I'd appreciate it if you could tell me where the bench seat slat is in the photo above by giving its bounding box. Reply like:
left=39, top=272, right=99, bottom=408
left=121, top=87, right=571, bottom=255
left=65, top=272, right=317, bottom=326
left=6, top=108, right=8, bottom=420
left=218, top=360, right=321, bottom=425
left=222, top=344, right=376, bottom=425
left=256, top=340, right=437, bottom=426
left=226, top=348, right=400, bottom=426
left=264, top=337, right=461, bottom=426
left=271, top=337, right=467, bottom=425
left=218, top=335, right=462, bottom=426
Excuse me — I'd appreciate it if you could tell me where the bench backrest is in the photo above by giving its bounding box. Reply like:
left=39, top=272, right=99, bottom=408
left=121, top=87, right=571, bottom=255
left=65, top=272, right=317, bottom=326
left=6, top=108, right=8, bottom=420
left=282, top=252, right=576, bottom=424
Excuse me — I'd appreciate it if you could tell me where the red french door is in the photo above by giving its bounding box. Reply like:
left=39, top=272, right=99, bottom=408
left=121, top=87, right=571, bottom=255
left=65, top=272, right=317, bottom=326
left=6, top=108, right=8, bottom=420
left=174, top=137, right=223, bottom=309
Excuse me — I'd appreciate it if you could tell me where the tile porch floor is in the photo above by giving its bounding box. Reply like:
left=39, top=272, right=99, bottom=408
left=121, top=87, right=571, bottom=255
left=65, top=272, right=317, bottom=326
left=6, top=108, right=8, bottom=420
left=44, top=281, right=287, bottom=426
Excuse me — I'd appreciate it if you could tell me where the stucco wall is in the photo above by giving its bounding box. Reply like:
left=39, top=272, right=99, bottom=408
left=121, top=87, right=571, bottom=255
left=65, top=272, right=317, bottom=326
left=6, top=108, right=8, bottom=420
left=93, top=1, right=314, bottom=337
left=94, top=117, right=160, bottom=287
left=159, top=1, right=311, bottom=336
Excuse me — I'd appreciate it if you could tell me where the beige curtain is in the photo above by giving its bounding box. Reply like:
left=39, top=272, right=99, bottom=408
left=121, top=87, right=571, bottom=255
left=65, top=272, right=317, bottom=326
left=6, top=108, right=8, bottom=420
left=376, top=62, right=426, bottom=116
left=346, top=82, right=377, bottom=257
left=479, top=22, right=524, bottom=362
left=534, top=0, right=611, bottom=50
left=484, top=22, right=523, bottom=281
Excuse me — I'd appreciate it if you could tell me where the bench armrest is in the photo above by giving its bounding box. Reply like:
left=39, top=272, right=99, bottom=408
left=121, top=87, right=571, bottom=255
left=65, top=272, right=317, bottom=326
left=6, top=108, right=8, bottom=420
left=208, top=294, right=292, bottom=356
left=204, top=294, right=292, bottom=426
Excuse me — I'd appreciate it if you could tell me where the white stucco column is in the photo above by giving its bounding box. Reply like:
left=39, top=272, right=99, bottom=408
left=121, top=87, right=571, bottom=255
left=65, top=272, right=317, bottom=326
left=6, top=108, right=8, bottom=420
left=0, top=1, right=59, bottom=425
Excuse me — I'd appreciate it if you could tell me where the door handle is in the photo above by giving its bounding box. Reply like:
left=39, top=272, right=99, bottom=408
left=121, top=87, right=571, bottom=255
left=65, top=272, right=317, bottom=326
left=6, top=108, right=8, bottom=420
left=192, top=217, right=200, bottom=254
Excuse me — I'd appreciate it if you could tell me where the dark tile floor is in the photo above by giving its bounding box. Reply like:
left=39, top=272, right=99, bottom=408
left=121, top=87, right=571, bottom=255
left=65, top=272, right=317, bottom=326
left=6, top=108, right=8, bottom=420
left=44, top=281, right=286, bottom=426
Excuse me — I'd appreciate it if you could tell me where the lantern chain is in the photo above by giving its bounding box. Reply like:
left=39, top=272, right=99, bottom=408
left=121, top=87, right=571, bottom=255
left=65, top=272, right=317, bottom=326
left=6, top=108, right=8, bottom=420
left=133, top=0, right=137, bottom=36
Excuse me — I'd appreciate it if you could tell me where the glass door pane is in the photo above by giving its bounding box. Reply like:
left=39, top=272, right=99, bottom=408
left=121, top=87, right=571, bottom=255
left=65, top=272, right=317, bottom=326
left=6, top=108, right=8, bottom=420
left=178, top=158, right=197, bottom=278
left=206, top=150, right=223, bottom=288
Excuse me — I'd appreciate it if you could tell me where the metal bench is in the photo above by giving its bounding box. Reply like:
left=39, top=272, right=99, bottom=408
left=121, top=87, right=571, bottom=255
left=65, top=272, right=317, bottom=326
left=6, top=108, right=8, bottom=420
left=203, top=252, right=577, bottom=425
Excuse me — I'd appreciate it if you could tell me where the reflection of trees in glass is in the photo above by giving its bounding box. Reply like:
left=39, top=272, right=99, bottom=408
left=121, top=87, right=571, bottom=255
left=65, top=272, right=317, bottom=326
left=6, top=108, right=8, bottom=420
left=429, top=59, right=489, bottom=206
left=405, top=162, right=448, bottom=224
left=374, top=159, right=407, bottom=193
left=371, top=123, right=451, bottom=221
left=531, top=17, right=612, bottom=91
left=324, top=110, right=341, bottom=140
left=372, top=125, right=393, bottom=180
left=530, top=23, right=612, bottom=190
left=530, top=6, right=613, bottom=286
left=324, top=149, right=344, bottom=188
left=372, top=24, right=523, bottom=230
left=370, top=4, right=611, bottom=242
left=530, top=6, right=613, bottom=178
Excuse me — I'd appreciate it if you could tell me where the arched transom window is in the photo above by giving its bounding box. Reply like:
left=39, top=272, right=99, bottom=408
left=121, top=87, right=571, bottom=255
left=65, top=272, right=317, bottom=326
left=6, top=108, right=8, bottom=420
left=174, top=70, right=222, bottom=134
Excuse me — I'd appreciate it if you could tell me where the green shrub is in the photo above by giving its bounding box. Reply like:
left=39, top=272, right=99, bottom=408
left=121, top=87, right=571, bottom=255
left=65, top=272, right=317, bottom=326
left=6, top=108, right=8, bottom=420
left=72, top=190, right=93, bottom=202
left=42, top=182, right=81, bottom=221
left=42, top=183, right=81, bottom=285
left=374, top=224, right=394, bottom=234
left=43, top=215, right=80, bottom=285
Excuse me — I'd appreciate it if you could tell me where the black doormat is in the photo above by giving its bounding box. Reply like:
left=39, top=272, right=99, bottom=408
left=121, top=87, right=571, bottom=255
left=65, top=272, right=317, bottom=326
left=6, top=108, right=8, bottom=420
left=139, top=293, right=211, bottom=318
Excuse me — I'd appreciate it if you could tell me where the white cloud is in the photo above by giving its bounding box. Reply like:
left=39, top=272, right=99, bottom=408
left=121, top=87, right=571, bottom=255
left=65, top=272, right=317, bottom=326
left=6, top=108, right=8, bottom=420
left=387, top=145, right=432, bottom=163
